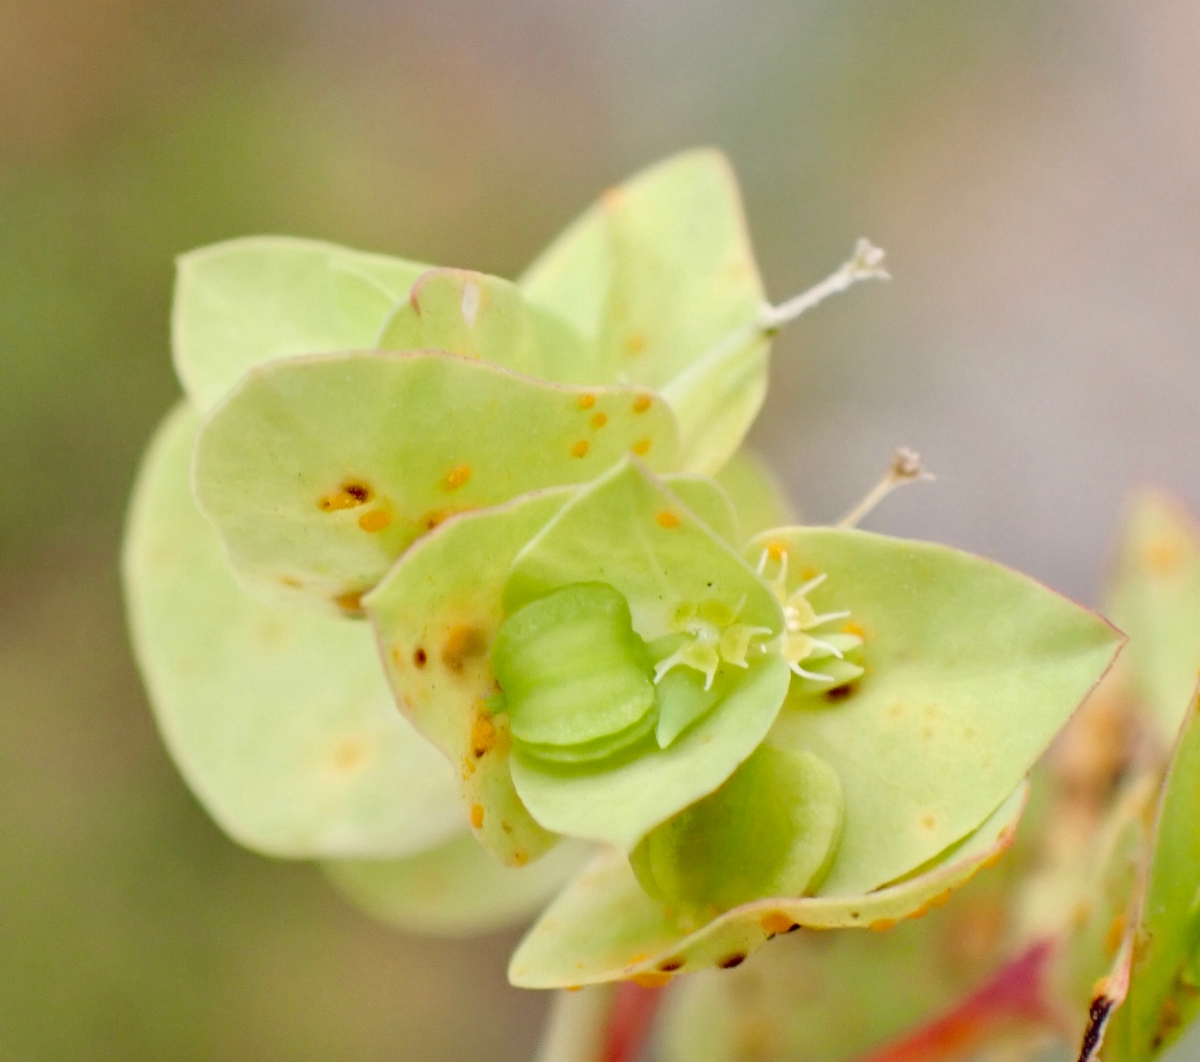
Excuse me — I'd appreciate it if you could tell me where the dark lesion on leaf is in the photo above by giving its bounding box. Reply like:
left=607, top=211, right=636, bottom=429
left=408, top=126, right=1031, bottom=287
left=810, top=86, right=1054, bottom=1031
left=657, top=958, right=684, bottom=972
left=413, top=647, right=428, bottom=668
left=1076, top=995, right=1115, bottom=1062
left=824, top=683, right=856, bottom=703
left=718, top=953, right=746, bottom=969
left=318, top=479, right=374, bottom=512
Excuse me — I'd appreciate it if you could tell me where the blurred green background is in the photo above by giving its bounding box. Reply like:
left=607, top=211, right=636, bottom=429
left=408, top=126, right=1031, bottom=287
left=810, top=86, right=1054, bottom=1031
left=3, top=1, right=1199, bottom=1058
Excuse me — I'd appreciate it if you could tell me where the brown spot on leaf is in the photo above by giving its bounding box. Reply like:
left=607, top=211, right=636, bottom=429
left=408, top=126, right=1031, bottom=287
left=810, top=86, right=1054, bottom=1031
left=719, top=953, right=746, bottom=969
left=824, top=683, right=855, bottom=703
left=334, top=590, right=364, bottom=614
left=657, top=958, right=684, bottom=972
left=318, top=480, right=373, bottom=512
left=442, top=625, right=487, bottom=673
left=470, top=804, right=485, bottom=829
left=279, top=575, right=302, bottom=588
left=420, top=509, right=449, bottom=531
left=413, top=647, right=428, bottom=668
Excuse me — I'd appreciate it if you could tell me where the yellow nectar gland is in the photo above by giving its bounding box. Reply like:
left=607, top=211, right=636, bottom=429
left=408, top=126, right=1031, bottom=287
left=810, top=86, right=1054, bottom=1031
left=756, top=547, right=859, bottom=683
left=653, top=596, right=773, bottom=691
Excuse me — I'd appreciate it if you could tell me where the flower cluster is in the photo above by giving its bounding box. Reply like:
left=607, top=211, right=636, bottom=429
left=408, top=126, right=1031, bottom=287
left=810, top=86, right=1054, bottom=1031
left=124, top=149, right=1121, bottom=986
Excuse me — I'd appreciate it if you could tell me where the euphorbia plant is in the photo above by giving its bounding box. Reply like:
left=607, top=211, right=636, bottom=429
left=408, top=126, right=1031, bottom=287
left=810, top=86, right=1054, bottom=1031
left=122, top=149, right=1125, bottom=1053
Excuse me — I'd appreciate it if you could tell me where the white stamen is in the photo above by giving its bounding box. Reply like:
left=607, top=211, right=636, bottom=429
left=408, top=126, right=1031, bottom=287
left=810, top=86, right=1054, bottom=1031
left=810, top=610, right=851, bottom=627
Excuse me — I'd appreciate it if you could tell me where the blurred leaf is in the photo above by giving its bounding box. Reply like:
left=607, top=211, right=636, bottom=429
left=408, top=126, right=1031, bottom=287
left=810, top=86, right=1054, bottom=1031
left=325, top=833, right=592, bottom=937
left=174, top=237, right=429, bottom=411
left=123, top=403, right=463, bottom=858
left=1107, top=490, right=1200, bottom=743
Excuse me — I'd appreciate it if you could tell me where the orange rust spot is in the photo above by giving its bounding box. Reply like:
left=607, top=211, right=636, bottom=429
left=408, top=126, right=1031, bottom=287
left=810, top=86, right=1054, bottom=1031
left=442, top=625, right=487, bottom=673
left=1104, top=913, right=1126, bottom=958
left=799, top=567, right=819, bottom=582
left=413, top=647, right=428, bottom=668
left=571, top=439, right=590, bottom=458
left=624, top=333, right=647, bottom=356
left=391, top=647, right=404, bottom=666
left=631, top=972, right=671, bottom=988
left=656, top=510, right=681, bottom=529
left=420, top=509, right=449, bottom=531
left=632, top=438, right=652, bottom=456
left=591, top=412, right=608, bottom=429
left=332, top=739, right=366, bottom=772
left=358, top=509, right=392, bottom=533
left=470, top=804, right=485, bottom=829
left=632, top=394, right=653, bottom=414
left=318, top=480, right=373, bottom=512
left=929, top=889, right=953, bottom=909
left=761, top=911, right=797, bottom=937
left=766, top=540, right=786, bottom=562
left=334, top=590, right=364, bottom=613
left=443, top=464, right=472, bottom=491
left=869, top=918, right=899, bottom=933
left=470, top=713, right=497, bottom=759
left=577, top=393, right=596, bottom=409
left=512, top=850, right=529, bottom=867
left=842, top=620, right=865, bottom=638
left=565, top=985, right=585, bottom=993
left=908, top=901, right=933, bottom=920
left=920, top=813, right=937, bottom=831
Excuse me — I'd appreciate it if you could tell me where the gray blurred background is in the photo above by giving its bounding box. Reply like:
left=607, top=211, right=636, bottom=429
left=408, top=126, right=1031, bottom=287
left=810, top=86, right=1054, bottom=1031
left=2, top=1, right=1198, bottom=1058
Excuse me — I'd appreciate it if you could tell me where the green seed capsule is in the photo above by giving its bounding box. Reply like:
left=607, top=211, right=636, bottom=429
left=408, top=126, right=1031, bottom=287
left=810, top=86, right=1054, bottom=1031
left=630, top=745, right=844, bottom=911
left=491, top=582, right=657, bottom=760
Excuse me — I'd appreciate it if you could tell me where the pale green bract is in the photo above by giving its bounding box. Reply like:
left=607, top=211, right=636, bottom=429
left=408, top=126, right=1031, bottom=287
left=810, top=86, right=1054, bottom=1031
left=173, top=236, right=429, bottom=411
left=123, top=404, right=463, bottom=859
left=193, top=352, right=680, bottom=614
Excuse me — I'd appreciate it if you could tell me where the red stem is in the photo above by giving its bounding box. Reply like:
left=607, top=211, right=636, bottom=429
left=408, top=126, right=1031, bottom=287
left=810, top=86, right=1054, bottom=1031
left=852, top=941, right=1058, bottom=1062
left=601, top=982, right=666, bottom=1062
